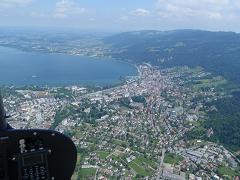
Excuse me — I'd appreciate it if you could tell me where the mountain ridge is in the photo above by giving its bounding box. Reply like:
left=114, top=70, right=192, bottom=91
left=104, top=29, right=240, bottom=83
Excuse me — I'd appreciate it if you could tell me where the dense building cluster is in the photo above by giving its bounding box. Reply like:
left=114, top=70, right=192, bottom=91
left=3, top=65, right=239, bottom=179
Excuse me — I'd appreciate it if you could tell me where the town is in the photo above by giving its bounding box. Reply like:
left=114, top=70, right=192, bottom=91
left=3, top=64, right=240, bottom=179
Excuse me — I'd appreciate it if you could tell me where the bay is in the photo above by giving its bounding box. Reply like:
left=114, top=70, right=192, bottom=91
left=0, top=46, right=137, bottom=86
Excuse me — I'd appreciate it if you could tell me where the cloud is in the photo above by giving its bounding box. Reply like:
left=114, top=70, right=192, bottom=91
left=208, top=12, right=223, bottom=20
left=155, top=0, right=238, bottom=21
left=0, top=0, right=32, bottom=7
left=131, top=8, right=150, bottom=16
left=54, top=0, right=87, bottom=18
left=120, top=16, right=129, bottom=21
left=31, top=12, right=49, bottom=18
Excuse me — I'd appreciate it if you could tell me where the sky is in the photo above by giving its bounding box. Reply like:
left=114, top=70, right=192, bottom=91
left=0, top=0, right=240, bottom=32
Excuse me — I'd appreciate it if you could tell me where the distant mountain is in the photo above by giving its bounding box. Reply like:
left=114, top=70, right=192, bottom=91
left=104, top=30, right=240, bottom=150
left=104, top=30, right=240, bottom=83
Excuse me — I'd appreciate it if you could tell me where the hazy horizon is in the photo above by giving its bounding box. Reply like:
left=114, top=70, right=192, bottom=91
left=1, top=0, right=240, bottom=32
left=1, top=25, right=240, bottom=35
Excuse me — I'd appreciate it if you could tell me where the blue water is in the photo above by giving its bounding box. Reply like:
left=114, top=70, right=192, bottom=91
left=0, top=46, right=137, bottom=86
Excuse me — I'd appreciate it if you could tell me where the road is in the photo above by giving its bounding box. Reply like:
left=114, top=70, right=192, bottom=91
left=156, top=148, right=166, bottom=180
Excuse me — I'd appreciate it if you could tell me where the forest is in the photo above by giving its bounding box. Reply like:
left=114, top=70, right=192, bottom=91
left=205, top=91, right=240, bottom=150
left=105, top=30, right=240, bottom=83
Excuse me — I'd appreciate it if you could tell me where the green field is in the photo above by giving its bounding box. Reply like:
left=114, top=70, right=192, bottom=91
left=78, top=168, right=97, bottom=179
left=112, top=139, right=128, bottom=147
left=164, top=153, right=183, bottom=165
left=217, top=166, right=240, bottom=177
left=193, top=76, right=227, bottom=90
left=129, top=161, right=152, bottom=177
left=128, top=156, right=155, bottom=177
left=96, top=151, right=111, bottom=159
left=134, top=156, right=157, bottom=169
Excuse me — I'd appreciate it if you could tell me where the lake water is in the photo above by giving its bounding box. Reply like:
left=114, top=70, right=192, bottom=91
left=0, top=46, right=137, bottom=86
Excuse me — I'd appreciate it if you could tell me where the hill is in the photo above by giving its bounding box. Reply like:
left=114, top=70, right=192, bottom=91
left=105, top=30, right=240, bottom=150
left=104, top=30, right=240, bottom=83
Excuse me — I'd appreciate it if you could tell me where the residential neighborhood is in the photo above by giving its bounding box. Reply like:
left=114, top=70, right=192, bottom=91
left=3, top=64, right=240, bottom=179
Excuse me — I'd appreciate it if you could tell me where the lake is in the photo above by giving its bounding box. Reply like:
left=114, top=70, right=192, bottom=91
left=0, top=46, right=138, bottom=86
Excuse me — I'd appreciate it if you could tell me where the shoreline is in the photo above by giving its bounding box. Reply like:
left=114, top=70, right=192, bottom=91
left=0, top=45, right=140, bottom=88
